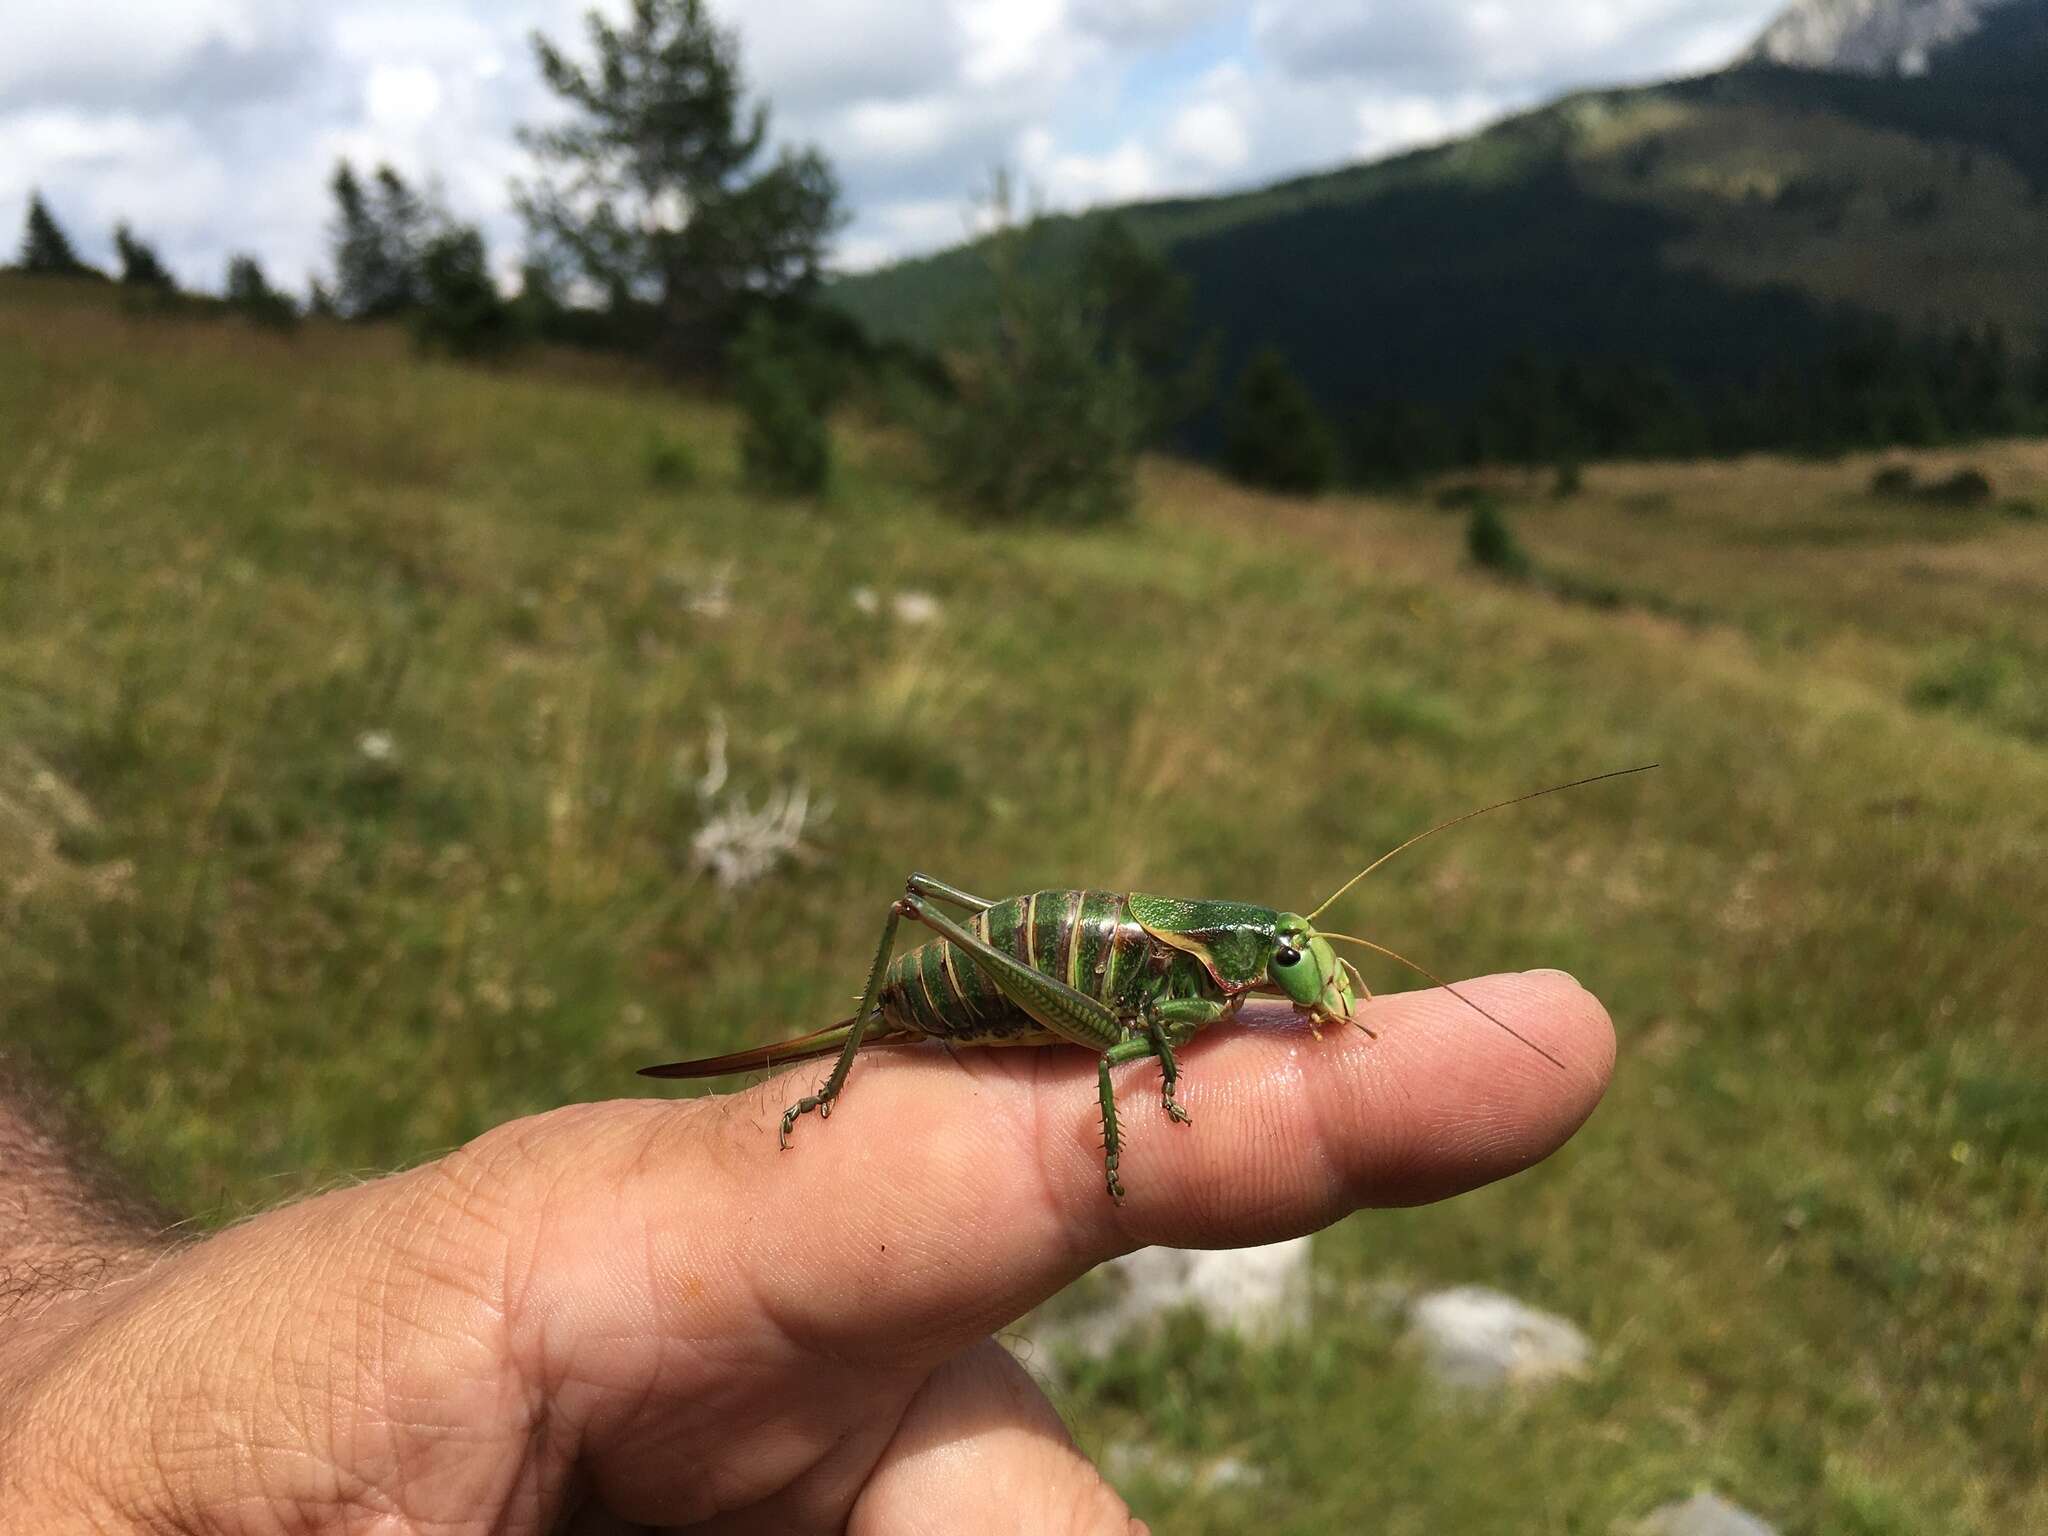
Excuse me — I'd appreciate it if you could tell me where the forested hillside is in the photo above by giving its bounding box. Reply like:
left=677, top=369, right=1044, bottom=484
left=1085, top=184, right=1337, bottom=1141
left=832, top=3, right=2048, bottom=468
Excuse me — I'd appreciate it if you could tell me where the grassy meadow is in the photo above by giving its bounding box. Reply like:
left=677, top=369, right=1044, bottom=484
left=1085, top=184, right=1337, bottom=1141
left=2, top=275, right=2044, bottom=1533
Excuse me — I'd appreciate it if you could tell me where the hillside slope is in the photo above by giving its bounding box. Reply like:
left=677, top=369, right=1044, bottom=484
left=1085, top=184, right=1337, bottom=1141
left=832, top=6, right=2048, bottom=447
left=3, top=275, right=2045, bottom=1532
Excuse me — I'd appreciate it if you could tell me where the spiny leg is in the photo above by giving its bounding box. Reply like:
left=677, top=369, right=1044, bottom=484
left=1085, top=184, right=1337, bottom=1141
left=1142, top=998, right=1230, bottom=1126
left=1097, top=1056, right=1124, bottom=1203
left=781, top=895, right=905, bottom=1147
left=782, top=873, right=1001, bottom=1146
left=909, top=896, right=1150, bottom=1198
left=1147, top=1023, right=1191, bottom=1125
left=1098, top=1036, right=1157, bottom=1203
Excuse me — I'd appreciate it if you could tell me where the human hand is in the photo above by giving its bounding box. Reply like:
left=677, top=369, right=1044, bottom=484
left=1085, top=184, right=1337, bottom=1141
left=1, top=972, right=1611, bottom=1533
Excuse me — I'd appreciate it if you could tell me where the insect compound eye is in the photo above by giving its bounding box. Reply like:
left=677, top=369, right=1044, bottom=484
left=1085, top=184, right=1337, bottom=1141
left=1274, top=945, right=1302, bottom=968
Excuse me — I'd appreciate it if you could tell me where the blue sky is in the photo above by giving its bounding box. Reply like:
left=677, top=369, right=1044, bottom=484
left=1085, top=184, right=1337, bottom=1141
left=1, top=1, right=1786, bottom=291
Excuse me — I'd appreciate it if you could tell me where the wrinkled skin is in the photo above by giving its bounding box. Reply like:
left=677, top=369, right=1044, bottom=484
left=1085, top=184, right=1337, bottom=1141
left=0, top=973, right=1611, bottom=1534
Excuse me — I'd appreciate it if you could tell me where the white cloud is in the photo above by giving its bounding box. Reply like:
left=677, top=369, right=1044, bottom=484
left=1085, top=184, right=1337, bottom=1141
left=1170, top=98, right=1251, bottom=173
left=364, top=62, right=445, bottom=129
left=1254, top=0, right=1773, bottom=93
left=0, top=1, right=1788, bottom=282
left=1069, top=0, right=1235, bottom=46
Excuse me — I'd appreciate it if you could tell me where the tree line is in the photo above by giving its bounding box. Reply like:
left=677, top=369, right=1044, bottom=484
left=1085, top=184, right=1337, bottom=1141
left=11, top=0, right=2046, bottom=511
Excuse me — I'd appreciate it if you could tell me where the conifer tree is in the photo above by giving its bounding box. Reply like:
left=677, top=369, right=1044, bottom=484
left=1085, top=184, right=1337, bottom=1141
left=113, top=223, right=175, bottom=290
left=516, top=0, right=842, bottom=368
left=18, top=192, right=89, bottom=276
left=1224, top=347, right=1338, bottom=494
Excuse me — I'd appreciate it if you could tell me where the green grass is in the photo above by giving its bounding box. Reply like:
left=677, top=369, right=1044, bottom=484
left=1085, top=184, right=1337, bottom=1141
left=4, top=276, right=2045, bottom=1532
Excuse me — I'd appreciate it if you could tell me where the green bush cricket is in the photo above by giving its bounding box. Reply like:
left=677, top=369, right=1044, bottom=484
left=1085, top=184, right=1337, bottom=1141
left=641, top=766, right=1654, bottom=1200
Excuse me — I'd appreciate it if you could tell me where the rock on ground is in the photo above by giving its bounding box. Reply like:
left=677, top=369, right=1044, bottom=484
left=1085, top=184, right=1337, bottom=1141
left=1405, top=1284, right=1592, bottom=1390
left=1013, top=1238, right=1313, bottom=1374
left=1632, top=1491, right=1780, bottom=1536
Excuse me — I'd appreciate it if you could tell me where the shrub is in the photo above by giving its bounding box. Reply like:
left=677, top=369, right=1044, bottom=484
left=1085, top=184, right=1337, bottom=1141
left=1552, top=459, right=1584, bottom=499
left=414, top=227, right=515, bottom=358
left=914, top=189, right=1140, bottom=525
left=1466, top=496, right=1532, bottom=578
left=644, top=432, right=699, bottom=490
left=1224, top=347, right=1338, bottom=495
left=1921, top=468, right=1994, bottom=507
left=1869, top=463, right=1916, bottom=497
left=224, top=255, right=299, bottom=332
left=113, top=223, right=175, bottom=291
left=18, top=192, right=93, bottom=277
left=730, top=311, right=836, bottom=498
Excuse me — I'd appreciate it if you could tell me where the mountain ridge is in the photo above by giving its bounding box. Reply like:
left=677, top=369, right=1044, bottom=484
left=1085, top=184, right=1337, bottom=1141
left=831, top=6, right=2048, bottom=464
left=1744, top=0, right=2021, bottom=75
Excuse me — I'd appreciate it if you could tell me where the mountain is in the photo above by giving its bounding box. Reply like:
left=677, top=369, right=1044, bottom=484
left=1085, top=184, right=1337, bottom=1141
left=831, top=1, right=2048, bottom=463
left=1746, top=0, right=2019, bottom=76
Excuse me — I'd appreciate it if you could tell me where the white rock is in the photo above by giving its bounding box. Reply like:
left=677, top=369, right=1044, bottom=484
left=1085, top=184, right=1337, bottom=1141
left=355, top=729, right=397, bottom=764
left=890, top=589, right=941, bottom=625
left=1405, top=1285, right=1591, bottom=1390
left=1634, top=1491, right=1780, bottom=1536
left=1099, top=1443, right=1265, bottom=1494
left=1015, top=1239, right=1313, bottom=1373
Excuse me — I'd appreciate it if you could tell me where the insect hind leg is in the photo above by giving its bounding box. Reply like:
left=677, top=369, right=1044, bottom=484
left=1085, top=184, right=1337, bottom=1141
left=780, top=891, right=909, bottom=1148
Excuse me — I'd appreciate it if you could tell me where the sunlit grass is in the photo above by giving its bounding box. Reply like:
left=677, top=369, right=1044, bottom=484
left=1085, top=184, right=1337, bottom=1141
left=3, top=275, right=2044, bottom=1533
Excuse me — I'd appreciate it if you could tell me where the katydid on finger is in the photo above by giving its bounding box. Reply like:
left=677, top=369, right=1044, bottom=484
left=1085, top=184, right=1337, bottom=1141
left=640, top=766, right=1655, bottom=1201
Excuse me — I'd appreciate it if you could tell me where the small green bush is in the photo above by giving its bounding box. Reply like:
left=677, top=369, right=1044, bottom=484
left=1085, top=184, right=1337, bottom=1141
left=644, top=433, right=699, bottom=490
left=1224, top=347, right=1338, bottom=495
left=1921, top=468, right=1994, bottom=507
left=1465, top=496, right=1532, bottom=579
left=2001, top=498, right=2041, bottom=521
left=414, top=227, right=516, bottom=359
left=1552, top=459, right=1584, bottom=499
left=224, top=254, right=299, bottom=332
left=913, top=195, right=1140, bottom=525
left=1869, top=464, right=1916, bottom=497
left=730, top=312, right=836, bottom=498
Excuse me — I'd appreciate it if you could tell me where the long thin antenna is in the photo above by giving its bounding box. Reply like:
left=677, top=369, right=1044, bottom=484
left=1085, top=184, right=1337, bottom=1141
left=1305, top=764, right=1657, bottom=923
left=1319, top=932, right=1568, bottom=1071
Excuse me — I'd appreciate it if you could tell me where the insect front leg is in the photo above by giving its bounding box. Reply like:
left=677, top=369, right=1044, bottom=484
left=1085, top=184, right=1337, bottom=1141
left=1141, top=998, right=1232, bottom=1126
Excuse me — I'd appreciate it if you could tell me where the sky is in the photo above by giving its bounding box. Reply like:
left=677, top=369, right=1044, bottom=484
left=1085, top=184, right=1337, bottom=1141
left=0, top=0, right=1788, bottom=292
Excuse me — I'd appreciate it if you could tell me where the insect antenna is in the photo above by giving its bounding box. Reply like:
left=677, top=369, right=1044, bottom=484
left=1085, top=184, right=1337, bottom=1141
left=1304, top=763, right=1658, bottom=924
left=1317, top=931, right=1569, bottom=1071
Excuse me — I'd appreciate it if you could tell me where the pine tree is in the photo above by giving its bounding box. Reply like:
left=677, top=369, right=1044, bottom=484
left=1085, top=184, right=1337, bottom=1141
left=414, top=225, right=514, bottom=357
left=225, top=254, right=298, bottom=331
left=516, top=0, right=842, bottom=369
left=1224, top=348, right=1338, bottom=494
left=328, top=160, right=428, bottom=319
left=113, top=223, right=175, bottom=290
left=1078, top=217, right=1212, bottom=442
left=18, top=192, right=89, bottom=276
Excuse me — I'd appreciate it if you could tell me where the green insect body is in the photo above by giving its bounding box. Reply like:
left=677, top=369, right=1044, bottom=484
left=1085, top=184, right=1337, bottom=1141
left=639, top=768, right=1653, bottom=1200
left=642, top=878, right=1363, bottom=1201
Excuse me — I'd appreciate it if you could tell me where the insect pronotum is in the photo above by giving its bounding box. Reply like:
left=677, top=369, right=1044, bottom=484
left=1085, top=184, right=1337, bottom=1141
left=641, top=766, right=1655, bottom=1200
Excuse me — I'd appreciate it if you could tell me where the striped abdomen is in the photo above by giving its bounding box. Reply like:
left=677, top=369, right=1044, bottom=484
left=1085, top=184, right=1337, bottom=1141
left=878, top=890, right=1206, bottom=1044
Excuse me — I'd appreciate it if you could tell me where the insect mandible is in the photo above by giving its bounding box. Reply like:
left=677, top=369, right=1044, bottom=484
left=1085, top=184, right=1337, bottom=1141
left=641, top=767, right=1653, bottom=1200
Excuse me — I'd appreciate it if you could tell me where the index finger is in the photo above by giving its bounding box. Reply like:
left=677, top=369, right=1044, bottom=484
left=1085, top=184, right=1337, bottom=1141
left=494, top=969, right=1611, bottom=1365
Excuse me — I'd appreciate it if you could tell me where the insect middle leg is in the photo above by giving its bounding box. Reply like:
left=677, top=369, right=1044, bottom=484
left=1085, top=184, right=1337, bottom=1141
left=1141, top=998, right=1230, bottom=1125
left=896, top=896, right=1154, bottom=1199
